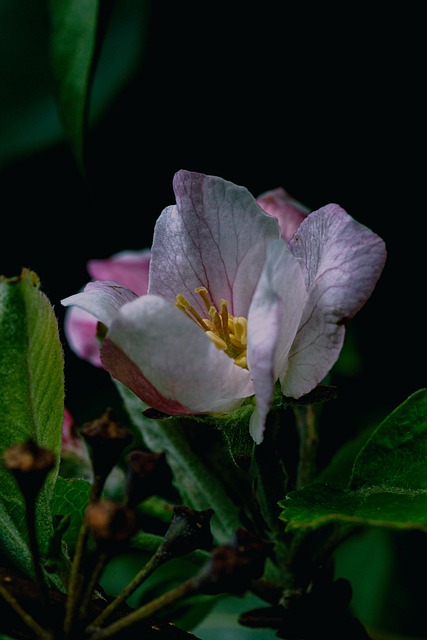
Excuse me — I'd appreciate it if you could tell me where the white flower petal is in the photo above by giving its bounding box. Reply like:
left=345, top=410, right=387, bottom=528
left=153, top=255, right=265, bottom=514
left=148, top=171, right=280, bottom=317
left=102, top=294, right=254, bottom=415
left=247, top=239, right=307, bottom=442
left=282, top=204, right=387, bottom=397
left=61, top=281, right=138, bottom=328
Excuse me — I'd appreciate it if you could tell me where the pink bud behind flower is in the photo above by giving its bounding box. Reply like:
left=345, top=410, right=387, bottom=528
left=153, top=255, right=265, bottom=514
left=256, top=187, right=310, bottom=242
left=64, top=249, right=150, bottom=367
left=87, top=249, right=151, bottom=297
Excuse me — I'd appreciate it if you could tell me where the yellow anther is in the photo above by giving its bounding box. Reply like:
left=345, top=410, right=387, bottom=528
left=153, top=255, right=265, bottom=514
left=176, top=288, right=249, bottom=369
left=206, top=331, right=227, bottom=351
left=209, top=306, right=225, bottom=339
left=194, top=287, right=212, bottom=313
left=233, top=317, right=247, bottom=346
left=234, top=353, right=247, bottom=368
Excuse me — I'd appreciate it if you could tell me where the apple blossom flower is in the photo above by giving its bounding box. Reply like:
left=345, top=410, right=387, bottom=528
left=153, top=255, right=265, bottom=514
left=62, top=171, right=386, bottom=443
left=64, top=249, right=150, bottom=366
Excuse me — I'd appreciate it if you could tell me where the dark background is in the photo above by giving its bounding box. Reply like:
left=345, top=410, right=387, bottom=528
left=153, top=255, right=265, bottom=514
left=0, top=2, right=424, bottom=440
left=0, top=5, right=425, bottom=635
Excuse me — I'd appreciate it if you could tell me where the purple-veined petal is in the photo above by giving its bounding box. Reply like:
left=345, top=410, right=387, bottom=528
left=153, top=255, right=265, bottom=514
left=64, top=306, right=103, bottom=367
left=281, top=204, right=387, bottom=397
left=101, top=294, right=254, bottom=415
left=87, top=249, right=151, bottom=296
left=61, top=281, right=138, bottom=328
left=247, top=239, right=307, bottom=443
left=148, top=171, right=280, bottom=317
left=256, top=187, right=310, bottom=242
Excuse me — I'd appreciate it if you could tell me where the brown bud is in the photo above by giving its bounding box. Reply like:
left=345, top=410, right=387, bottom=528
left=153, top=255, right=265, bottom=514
left=80, top=408, right=133, bottom=481
left=3, top=439, right=55, bottom=498
left=125, top=449, right=176, bottom=507
left=194, top=528, right=273, bottom=595
left=85, top=499, right=138, bottom=551
left=158, top=505, right=214, bottom=559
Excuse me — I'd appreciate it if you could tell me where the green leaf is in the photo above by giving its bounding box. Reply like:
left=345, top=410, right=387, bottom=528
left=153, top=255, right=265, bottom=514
left=115, top=382, right=244, bottom=544
left=316, top=425, right=375, bottom=489
left=349, top=388, right=427, bottom=490
left=0, top=270, right=64, bottom=575
left=50, top=476, right=91, bottom=552
left=48, top=0, right=100, bottom=173
left=280, top=482, right=427, bottom=532
left=0, top=0, right=150, bottom=168
left=279, top=389, right=427, bottom=533
left=0, top=502, right=34, bottom=577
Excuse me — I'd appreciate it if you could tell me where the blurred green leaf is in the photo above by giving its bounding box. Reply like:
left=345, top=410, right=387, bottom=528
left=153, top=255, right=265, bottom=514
left=48, top=0, right=100, bottom=173
left=194, top=593, right=278, bottom=639
left=0, top=0, right=150, bottom=168
left=0, top=270, right=64, bottom=576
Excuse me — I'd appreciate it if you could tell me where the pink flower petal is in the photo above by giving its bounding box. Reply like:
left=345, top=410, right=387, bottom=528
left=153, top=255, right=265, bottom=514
left=256, top=187, right=310, bottom=242
left=64, top=306, right=103, bottom=367
left=87, top=249, right=150, bottom=296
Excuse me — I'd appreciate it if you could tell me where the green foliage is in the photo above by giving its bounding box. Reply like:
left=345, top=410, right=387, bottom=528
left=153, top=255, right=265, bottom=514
left=350, top=388, right=427, bottom=491
left=48, top=0, right=100, bottom=173
left=0, top=270, right=64, bottom=579
left=50, top=476, right=91, bottom=552
left=279, top=389, right=427, bottom=533
left=1, top=1, right=150, bottom=168
left=115, top=383, right=248, bottom=544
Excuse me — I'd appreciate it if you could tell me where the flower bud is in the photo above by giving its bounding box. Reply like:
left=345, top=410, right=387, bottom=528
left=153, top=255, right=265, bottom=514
left=194, top=528, right=273, bottom=595
left=3, top=438, right=55, bottom=499
left=157, top=505, right=214, bottom=560
left=85, top=499, right=138, bottom=552
left=125, top=449, right=176, bottom=507
left=80, top=408, right=133, bottom=483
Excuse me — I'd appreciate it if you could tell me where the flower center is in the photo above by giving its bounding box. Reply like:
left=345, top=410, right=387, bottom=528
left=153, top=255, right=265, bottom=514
left=175, top=287, right=248, bottom=368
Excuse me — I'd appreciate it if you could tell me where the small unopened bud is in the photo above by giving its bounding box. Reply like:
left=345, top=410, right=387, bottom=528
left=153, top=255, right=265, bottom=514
left=85, top=499, right=138, bottom=552
left=158, top=505, right=214, bottom=559
left=3, top=439, right=55, bottom=498
left=194, top=528, right=273, bottom=595
left=80, top=408, right=133, bottom=483
left=125, top=449, right=175, bottom=507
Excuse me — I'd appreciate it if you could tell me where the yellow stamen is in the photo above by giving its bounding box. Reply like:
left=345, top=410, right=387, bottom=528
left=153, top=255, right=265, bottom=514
left=175, top=288, right=249, bottom=369
left=234, top=354, right=247, bottom=368
left=209, top=306, right=225, bottom=340
left=205, top=331, right=227, bottom=351
left=233, top=317, right=247, bottom=346
left=194, top=287, right=212, bottom=313
left=175, top=294, right=209, bottom=331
